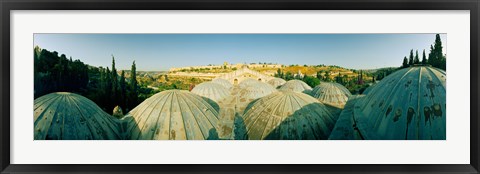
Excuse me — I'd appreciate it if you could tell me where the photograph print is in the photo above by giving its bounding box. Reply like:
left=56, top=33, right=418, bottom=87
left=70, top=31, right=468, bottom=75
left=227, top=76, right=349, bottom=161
left=33, top=34, right=446, bottom=140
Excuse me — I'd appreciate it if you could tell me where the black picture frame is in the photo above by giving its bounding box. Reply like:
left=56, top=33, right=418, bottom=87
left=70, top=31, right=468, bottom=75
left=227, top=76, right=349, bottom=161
left=1, top=0, right=479, bottom=173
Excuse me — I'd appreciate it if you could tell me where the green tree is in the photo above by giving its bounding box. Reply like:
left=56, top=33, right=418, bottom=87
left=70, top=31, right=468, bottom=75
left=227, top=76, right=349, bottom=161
left=128, top=61, right=138, bottom=110
left=302, top=75, right=320, bottom=87
left=324, top=71, right=330, bottom=82
left=316, top=71, right=322, bottom=80
left=111, top=56, right=119, bottom=105
left=402, top=56, right=408, bottom=68
left=408, top=49, right=414, bottom=65
left=421, top=49, right=427, bottom=65
left=119, top=70, right=127, bottom=110
left=414, top=50, right=420, bottom=64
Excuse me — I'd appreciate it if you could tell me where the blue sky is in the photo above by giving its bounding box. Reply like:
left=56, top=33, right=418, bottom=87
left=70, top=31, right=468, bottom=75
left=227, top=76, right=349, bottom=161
left=34, top=34, right=446, bottom=71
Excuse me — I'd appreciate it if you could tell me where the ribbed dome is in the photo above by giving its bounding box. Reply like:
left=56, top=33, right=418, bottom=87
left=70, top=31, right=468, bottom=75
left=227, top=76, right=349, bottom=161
left=353, top=66, right=446, bottom=140
left=241, top=90, right=335, bottom=140
left=311, top=82, right=352, bottom=108
left=212, top=78, right=233, bottom=89
left=191, top=82, right=230, bottom=102
left=236, top=81, right=277, bottom=101
left=34, top=92, right=122, bottom=140
left=267, top=78, right=287, bottom=88
left=362, top=83, right=377, bottom=95
left=279, top=80, right=312, bottom=93
left=123, top=90, right=220, bottom=140
left=328, top=95, right=365, bottom=140
left=238, top=78, right=263, bottom=88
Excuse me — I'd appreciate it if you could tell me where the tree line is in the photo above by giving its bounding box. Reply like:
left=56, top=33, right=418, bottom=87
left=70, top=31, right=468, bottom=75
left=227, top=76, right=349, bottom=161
left=401, top=34, right=446, bottom=70
left=34, top=47, right=145, bottom=115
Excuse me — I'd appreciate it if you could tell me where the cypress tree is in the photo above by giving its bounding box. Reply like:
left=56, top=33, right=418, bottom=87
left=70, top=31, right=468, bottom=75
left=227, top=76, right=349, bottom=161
left=408, top=49, right=414, bottom=65
left=414, top=50, right=420, bottom=64
left=119, top=70, right=127, bottom=111
left=402, top=56, right=408, bottom=68
left=111, top=56, right=118, bottom=104
left=105, top=67, right=113, bottom=112
left=422, top=49, right=427, bottom=65
left=129, top=61, right=138, bottom=110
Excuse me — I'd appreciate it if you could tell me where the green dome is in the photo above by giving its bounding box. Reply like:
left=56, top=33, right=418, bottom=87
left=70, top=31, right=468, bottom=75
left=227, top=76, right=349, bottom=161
left=241, top=90, right=335, bottom=140
left=279, top=80, right=312, bottom=93
left=354, top=66, right=446, bottom=140
left=191, top=82, right=230, bottom=102
left=123, top=90, right=220, bottom=140
left=267, top=78, right=286, bottom=88
left=311, top=82, right=352, bottom=108
left=34, top=92, right=122, bottom=140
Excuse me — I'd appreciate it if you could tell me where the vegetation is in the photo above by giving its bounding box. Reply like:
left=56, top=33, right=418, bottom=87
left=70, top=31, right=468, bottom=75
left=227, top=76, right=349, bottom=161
left=401, top=34, right=446, bottom=70
left=35, top=47, right=164, bottom=114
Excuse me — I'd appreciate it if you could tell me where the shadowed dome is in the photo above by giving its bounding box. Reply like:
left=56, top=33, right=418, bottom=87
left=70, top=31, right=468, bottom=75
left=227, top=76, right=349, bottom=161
left=241, top=90, right=336, bottom=140
left=191, top=82, right=230, bottom=102
left=123, top=90, right=220, bottom=140
left=267, top=78, right=287, bottom=88
left=353, top=66, right=446, bottom=140
left=362, top=83, right=377, bottom=95
left=212, top=78, right=233, bottom=89
left=34, top=92, right=122, bottom=140
left=311, top=82, right=352, bottom=108
left=328, top=95, right=365, bottom=140
left=279, top=80, right=312, bottom=93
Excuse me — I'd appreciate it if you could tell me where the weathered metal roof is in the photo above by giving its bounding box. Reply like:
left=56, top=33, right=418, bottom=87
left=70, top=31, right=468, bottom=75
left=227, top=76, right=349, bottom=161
left=353, top=66, right=446, bottom=140
left=362, top=83, right=376, bottom=95
left=212, top=78, right=233, bottom=89
left=34, top=92, right=122, bottom=140
left=267, top=78, right=286, bottom=88
left=311, top=82, right=352, bottom=108
left=238, top=78, right=263, bottom=88
left=328, top=95, right=365, bottom=140
left=236, top=81, right=277, bottom=102
left=123, top=90, right=220, bottom=140
left=279, top=80, right=312, bottom=93
left=241, top=90, right=336, bottom=140
left=191, top=82, right=230, bottom=102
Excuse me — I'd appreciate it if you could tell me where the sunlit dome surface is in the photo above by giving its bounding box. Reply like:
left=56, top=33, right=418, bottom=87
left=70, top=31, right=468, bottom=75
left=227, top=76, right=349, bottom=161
left=241, top=90, right=336, bottom=140
left=267, top=78, right=286, bottom=88
left=238, top=78, right=263, bottom=88
left=191, top=82, right=230, bottom=102
left=353, top=66, right=446, bottom=140
left=123, top=90, right=220, bottom=140
left=311, top=82, right=352, bottom=108
left=279, top=80, right=312, bottom=93
left=212, top=78, right=233, bottom=89
left=34, top=92, right=122, bottom=140
left=236, top=81, right=277, bottom=102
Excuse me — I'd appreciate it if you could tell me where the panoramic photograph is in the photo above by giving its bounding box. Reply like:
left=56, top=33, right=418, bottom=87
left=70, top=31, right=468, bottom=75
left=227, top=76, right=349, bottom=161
left=33, top=34, right=446, bottom=140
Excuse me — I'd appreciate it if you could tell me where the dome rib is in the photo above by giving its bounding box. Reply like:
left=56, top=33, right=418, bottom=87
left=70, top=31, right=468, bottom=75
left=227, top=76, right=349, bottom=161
left=191, top=82, right=230, bottom=102
left=134, top=91, right=172, bottom=139
left=353, top=66, right=446, bottom=140
left=34, top=92, right=121, bottom=140
left=311, top=82, right=352, bottom=108
left=241, top=91, right=335, bottom=140
left=177, top=92, right=206, bottom=139
left=279, top=80, right=312, bottom=93
left=125, top=90, right=220, bottom=140
left=179, top=91, right=218, bottom=139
